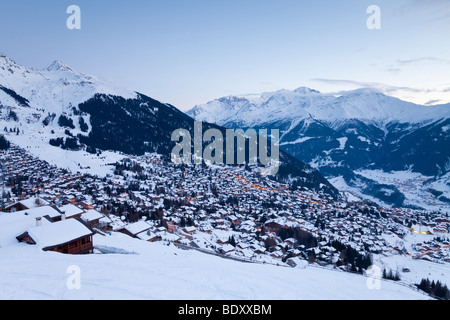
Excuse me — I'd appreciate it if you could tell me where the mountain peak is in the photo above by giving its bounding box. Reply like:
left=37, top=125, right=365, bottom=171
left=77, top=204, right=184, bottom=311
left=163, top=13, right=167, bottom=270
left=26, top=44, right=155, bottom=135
left=47, top=60, right=75, bottom=72
left=0, top=53, right=19, bottom=67
left=293, top=87, right=321, bottom=95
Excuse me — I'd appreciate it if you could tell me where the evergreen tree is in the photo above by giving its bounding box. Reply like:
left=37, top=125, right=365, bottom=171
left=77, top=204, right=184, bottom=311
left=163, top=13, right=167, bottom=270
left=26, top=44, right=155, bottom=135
left=0, top=135, right=10, bottom=150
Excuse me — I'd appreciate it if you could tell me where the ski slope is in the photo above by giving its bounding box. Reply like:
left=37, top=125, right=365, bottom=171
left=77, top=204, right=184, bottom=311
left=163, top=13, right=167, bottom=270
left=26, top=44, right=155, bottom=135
left=0, top=231, right=430, bottom=300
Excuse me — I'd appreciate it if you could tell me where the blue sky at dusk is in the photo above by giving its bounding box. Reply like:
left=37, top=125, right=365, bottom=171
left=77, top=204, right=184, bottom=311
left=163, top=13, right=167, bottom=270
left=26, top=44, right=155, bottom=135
left=1, top=0, right=449, bottom=110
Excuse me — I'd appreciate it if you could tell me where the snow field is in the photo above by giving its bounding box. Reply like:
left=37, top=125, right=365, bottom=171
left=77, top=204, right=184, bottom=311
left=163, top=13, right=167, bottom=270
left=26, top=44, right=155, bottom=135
left=0, top=232, right=429, bottom=300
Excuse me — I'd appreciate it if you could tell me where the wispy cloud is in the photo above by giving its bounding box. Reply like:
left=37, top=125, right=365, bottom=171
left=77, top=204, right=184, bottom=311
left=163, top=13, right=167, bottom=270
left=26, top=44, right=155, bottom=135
left=311, top=78, right=432, bottom=94
left=396, top=57, right=450, bottom=65
left=396, top=0, right=450, bottom=23
left=311, top=78, right=450, bottom=105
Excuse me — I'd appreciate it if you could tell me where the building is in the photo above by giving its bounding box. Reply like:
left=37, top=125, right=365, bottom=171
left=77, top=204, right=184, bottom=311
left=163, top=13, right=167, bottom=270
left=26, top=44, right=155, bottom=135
left=81, top=209, right=104, bottom=229
left=5, top=197, right=49, bottom=212
left=16, top=218, right=95, bottom=254
left=117, top=220, right=151, bottom=238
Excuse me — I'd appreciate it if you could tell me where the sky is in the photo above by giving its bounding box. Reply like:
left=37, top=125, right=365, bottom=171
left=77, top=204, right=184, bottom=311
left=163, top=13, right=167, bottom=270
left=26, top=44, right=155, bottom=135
left=0, top=0, right=449, bottom=111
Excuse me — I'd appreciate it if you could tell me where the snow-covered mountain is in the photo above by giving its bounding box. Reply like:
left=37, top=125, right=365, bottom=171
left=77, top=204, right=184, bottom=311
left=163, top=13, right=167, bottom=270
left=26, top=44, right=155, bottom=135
left=187, top=87, right=450, bottom=210
left=189, top=87, right=450, bottom=127
left=0, top=53, right=137, bottom=112
left=0, top=54, right=338, bottom=197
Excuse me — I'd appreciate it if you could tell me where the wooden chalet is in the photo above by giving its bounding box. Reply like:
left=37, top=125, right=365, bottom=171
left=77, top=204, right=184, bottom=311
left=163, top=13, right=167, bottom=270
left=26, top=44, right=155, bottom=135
left=16, top=218, right=95, bottom=254
left=81, top=209, right=104, bottom=229
left=5, top=197, right=50, bottom=212
left=117, top=220, right=151, bottom=238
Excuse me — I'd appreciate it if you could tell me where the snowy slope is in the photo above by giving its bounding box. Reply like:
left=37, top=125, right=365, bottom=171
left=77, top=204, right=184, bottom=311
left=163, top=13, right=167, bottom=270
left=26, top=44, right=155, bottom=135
left=0, top=231, right=430, bottom=300
left=0, top=53, right=138, bottom=175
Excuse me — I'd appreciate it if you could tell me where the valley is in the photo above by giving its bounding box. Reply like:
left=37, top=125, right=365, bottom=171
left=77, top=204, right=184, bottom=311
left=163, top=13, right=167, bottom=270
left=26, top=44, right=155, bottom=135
left=188, top=88, right=450, bottom=211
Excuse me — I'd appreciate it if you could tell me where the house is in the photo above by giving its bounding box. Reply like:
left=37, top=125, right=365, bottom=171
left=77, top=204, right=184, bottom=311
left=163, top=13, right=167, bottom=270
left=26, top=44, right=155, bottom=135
left=78, top=201, right=94, bottom=210
left=284, top=237, right=298, bottom=249
left=249, top=243, right=266, bottom=254
left=270, top=250, right=283, bottom=259
left=157, top=231, right=182, bottom=243
left=182, top=226, right=196, bottom=235
left=5, top=197, right=49, bottom=212
left=217, top=238, right=229, bottom=245
left=166, top=223, right=177, bottom=233
left=81, top=209, right=104, bottom=229
left=117, top=220, right=151, bottom=238
left=98, top=215, right=114, bottom=231
left=16, top=218, right=94, bottom=254
left=137, top=230, right=161, bottom=242
left=219, top=244, right=235, bottom=254
left=287, top=257, right=308, bottom=269
left=58, top=204, right=84, bottom=220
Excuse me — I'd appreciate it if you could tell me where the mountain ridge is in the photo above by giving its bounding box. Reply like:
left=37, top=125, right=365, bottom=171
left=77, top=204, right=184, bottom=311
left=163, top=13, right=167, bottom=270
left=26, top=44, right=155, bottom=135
left=188, top=87, right=450, bottom=127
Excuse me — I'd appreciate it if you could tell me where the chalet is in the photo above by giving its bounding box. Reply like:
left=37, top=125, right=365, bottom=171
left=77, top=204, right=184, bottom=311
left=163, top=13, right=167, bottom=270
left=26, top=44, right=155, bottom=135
left=157, top=231, right=182, bottom=243
left=219, top=244, right=235, bottom=254
left=166, top=223, right=177, bottom=233
left=199, top=225, right=213, bottom=234
left=435, top=218, right=450, bottom=224
left=236, top=242, right=250, bottom=250
left=433, top=225, right=447, bottom=234
left=16, top=218, right=94, bottom=254
left=250, top=244, right=266, bottom=254
left=137, top=230, right=161, bottom=242
left=81, top=209, right=104, bottom=229
left=284, top=238, right=298, bottom=249
left=288, top=248, right=302, bottom=257
left=17, top=205, right=63, bottom=222
left=5, top=197, right=49, bottom=212
left=182, top=226, right=196, bottom=235
left=117, top=220, right=151, bottom=238
left=78, top=201, right=94, bottom=210
left=287, top=257, right=308, bottom=269
left=58, top=204, right=84, bottom=220
left=269, top=250, right=283, bottom=259
left=217, top=238, right=229, bottom=245
left=98, top=215, right=114, bottom=231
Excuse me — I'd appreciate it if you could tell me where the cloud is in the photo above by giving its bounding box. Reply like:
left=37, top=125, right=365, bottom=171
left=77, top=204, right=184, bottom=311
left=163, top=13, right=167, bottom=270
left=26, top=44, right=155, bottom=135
left=397, top=0, right=450, bottom=23
left=424, top=99, right=442, bottom=105
left=311, top=78, right=450, bottom=106
left=311, top=78, right=430, bottom=94
left=396, top=57, right=450, bottom=65
left=385, top=67, right=402, bottom=74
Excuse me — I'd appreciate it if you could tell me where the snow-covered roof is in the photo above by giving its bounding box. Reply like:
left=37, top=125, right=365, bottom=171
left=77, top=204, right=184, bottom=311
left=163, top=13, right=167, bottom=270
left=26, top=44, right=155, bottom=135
left=27, top=219, right=94, bottom=250
left=183, top=226, right=196, bottom=233
left=59, top=204, right=84, bottom=218
left=15, top=197, right=49, bottom=209
left=0, top=211, right=52, bottom=247
left=221, top=244, right=235, bottom=253
left=122, top=221, right=151, bottom=235
left=136, top=230, right=159, bottom=241
left=287, top=257, right=308, bottom=269
left=82, top=209, right=104, bottom=222
left=156, top=231, right=180, bottom=242
left=21, top=205, right=62, bottom=219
